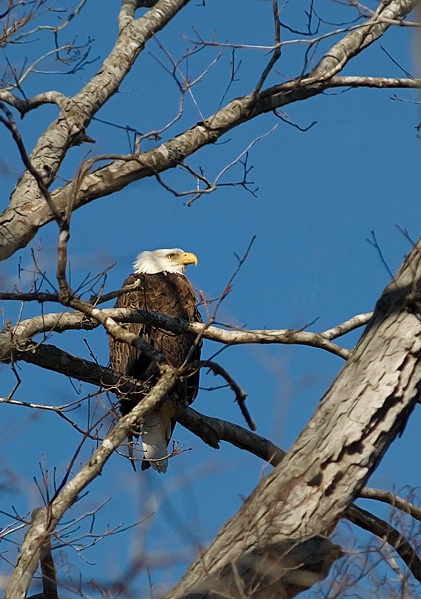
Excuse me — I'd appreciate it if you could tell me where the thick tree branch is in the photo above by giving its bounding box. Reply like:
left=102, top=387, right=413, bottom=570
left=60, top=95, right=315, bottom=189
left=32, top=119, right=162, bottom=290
left=167, top=236, right=421, bottom=598
left=0, top=0, right=190, bottom=261
left=8, top=341, right=167, bottom=410
left=0, top=0, right=417, bottom=262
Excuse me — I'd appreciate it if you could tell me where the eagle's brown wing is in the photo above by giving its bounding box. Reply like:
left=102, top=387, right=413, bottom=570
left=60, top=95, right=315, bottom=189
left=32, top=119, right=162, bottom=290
left=109, top=272, right=202, bottom=471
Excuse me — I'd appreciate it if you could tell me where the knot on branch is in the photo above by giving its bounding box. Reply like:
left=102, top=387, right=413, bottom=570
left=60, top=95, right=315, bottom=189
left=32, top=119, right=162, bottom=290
left=69, top=128, right=96, bottom=148
left=0, top=328, right=14, bottom=363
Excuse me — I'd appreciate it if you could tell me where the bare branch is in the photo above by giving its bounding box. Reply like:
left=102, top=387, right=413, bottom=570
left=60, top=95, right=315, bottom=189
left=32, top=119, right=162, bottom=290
left=175, top=404, right=286, bottom=466
left=201, top=360, right=255, bottom=430
left=3, top=304, right=354, bottom=359
left=0, top=103, right=63, bottom=226
left=27, top=507, right=58, bottom=600
left=1, top=0, right=417, bottom=261
left=13, top=343, right=150, bottom=399
left=349, top=0, right=420, bottom=27
left=322, top=313, right=373, bottom=340
left=119, top=0, right=160, bottom=31
left=251, top=0, right=282, bottom=96
left=67, top=296, right=166, bottom=366
left=0, top=90, right=68, bottom=116
left=345, top=504, right=421, bottom=584
left=6, top=367, right=177, bottom=599
left=360, top=487, right=421, bottom=522
left=328, top=75, right=421, bottom=89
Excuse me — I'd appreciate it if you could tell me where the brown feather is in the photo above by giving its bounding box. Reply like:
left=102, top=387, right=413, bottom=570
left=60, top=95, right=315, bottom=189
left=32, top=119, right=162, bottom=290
left=109, top=272, right=202, bottom=470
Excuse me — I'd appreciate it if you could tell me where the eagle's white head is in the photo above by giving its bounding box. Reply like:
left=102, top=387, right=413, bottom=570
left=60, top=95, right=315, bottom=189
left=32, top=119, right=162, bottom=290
left=134, top=248, right=198, bottom=275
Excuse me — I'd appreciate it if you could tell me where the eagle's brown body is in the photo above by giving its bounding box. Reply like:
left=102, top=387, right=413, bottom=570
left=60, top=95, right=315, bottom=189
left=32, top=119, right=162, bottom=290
left=109, top=271, right=201, bottom=471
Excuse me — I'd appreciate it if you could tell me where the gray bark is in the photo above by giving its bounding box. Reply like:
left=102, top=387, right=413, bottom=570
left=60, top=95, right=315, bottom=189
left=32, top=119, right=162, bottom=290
left=1, top=1, right=421, bottom=597
left=167, top=239, right=421, bottom=597
left=0, top=0, right=418, bottom=262
left=0, top=0, right=190, bottom=261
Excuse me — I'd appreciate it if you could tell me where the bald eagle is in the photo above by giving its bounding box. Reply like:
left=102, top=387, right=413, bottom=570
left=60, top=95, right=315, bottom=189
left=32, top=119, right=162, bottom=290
left=109, top=248, right=202, bottom=473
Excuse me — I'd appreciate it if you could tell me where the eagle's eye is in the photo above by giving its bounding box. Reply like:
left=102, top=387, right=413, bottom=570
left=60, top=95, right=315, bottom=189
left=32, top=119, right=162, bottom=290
left=167, top=253, right=176, bottom=259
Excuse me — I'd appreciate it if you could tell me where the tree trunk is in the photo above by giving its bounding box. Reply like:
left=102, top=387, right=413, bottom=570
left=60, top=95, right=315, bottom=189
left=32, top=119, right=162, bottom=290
left=167, top=237, right=421, bottom=598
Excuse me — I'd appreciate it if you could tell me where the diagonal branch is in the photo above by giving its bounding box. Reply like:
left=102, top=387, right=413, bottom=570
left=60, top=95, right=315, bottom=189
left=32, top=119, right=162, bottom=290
left=345, top=504, right=421, bottom=584
left=0, top=0, right=418, bottom=262
left=175, top=404, right=285, bottom=466
left=359, top=487, right=421, bottom=521
left=5, top=366, right=177, bottom=599
left=309, top=0, right=416, bottom=80
left=0, top=0, right=190, bottom=261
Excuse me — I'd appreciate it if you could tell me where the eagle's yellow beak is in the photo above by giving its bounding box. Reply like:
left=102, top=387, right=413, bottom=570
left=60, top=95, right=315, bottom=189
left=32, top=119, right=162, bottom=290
left=178, top=252, right=198, bottom=266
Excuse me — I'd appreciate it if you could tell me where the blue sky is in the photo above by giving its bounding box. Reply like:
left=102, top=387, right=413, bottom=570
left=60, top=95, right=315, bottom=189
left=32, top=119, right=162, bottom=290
left=0, top=0, right=421, bottom=597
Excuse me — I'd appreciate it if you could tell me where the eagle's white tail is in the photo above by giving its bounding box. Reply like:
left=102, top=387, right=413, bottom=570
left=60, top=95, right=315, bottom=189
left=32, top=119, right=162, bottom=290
left=141, top=410, right=171, bottom=473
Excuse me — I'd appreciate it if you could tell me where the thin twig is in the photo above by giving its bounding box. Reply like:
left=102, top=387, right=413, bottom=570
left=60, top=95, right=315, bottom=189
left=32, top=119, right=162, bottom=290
left=203, top=360, right=255, bottom=431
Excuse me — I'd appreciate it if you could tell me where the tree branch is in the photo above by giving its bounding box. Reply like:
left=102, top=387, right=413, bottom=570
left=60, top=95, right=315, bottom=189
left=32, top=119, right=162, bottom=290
left=0, top=90, right=68, bottom=116
left=0, top=0, right=417, bottom=262
left=328, top=75, right=421, bottom=89
left=167, top=235, right=421, bottom=598
left=6, top=306, right=354, bottom=359
left=360, top=487, right=421, bottom=521
left=175, top=404, right=286, bottom=466
left=345, top=504, right=421, bottom=584
left=5, top=366, right=177, bottom=599
left=0, top=0, right=190, bottom=261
